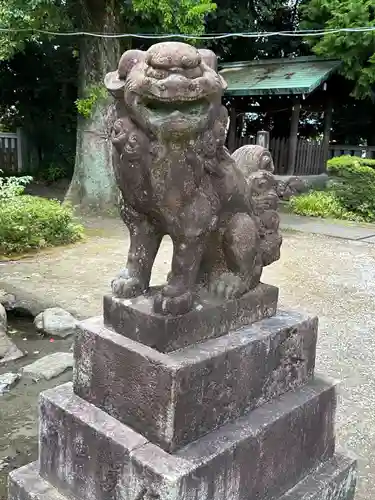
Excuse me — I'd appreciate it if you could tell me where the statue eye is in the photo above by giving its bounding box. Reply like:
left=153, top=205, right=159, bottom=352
left=128, top=134, right=138, bottom=145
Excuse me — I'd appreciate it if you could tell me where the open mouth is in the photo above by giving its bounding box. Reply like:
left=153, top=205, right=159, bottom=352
left=142, top=98, right=209, bottom=117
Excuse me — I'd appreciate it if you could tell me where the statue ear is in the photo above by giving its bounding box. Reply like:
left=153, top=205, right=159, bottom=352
left=219, top=75, right=228, bottom=91
left=198, top=49, right=218, bottom=71
left=118, top=49, right=145, bottom=78
left=198, top=48, right=227, bottom=90
left=105, top=50, right=145, bottom=99
left=104, top=70, right=125, bottom=99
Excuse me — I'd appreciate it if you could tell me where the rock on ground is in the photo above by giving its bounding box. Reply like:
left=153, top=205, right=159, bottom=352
left=0, top=290, right=16, bottom=310
left=0, top=373, right=19, bottom=394
left=277, top=176, right=308, bottom=201
left=34, top=307, right=78, bottom=338
left=0, top=331, right=24, bottom=365
left=21, top=352, right=73, bottom=381
left=0, top=300, right=26, bottom=365
left=0, top=304, right=7, bottom=332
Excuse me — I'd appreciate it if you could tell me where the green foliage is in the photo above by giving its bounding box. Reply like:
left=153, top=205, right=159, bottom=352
left=301, top=0, right=375, bottom=98
left=0, top=42, right=78, bottom=177
left=289, top=190, right=356, bottom=220
left=0, top=170, right=83, bottom=255
left=131, top=0, right=216, bottom=34
left=360, top=158, right=375, bottom=168
left=76, top=85, right=108, bottom=119
left=327, top=156, right=375, bottom=220
left=0, top=194, right=83, bottom=255
left=289, top=155, right=375, bottom=222
left=205, top=0, right=306, bottom=61
left=38, top=164, right=69, bottom=183
left=327, top=155, right=375, bottom=174
left=326, top=155, right=360, bottom=171
left=0, top=169, right=32, bottom=200
left=0, top=0, right=71, bottom=60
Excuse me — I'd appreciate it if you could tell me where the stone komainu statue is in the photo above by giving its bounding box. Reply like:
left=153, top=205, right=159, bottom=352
left=105, top=42, right=282, bottom=316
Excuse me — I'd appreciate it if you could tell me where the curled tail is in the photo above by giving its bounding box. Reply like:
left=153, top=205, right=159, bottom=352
left=231, top=144, right=282, bottom=267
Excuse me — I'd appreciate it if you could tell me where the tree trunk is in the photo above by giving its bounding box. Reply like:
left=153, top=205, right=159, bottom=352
left=65, top=0, right=121, bottom=213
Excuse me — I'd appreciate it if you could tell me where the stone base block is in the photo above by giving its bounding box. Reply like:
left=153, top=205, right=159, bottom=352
left=279, top=452, right=357, bottom=500
left=103, top=283, right=278, bottom=352
left=74, top=310, right=318, bottom=451
left=39, top=377, right=335, bottom=500
left=9, top=453, right=356, bottom=500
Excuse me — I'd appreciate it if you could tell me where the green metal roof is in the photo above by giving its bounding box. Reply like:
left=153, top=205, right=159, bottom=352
left=219, top=56, right=341, bottom=96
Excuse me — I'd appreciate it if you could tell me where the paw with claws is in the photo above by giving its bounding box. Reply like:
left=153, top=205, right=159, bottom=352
left=111, top=269, right=147, bottom=298
left=209, top=272, right=247, bottom=300
left=153, top=288, right=193, bottom=316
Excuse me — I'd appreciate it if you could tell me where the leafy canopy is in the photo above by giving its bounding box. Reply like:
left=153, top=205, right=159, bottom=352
left=301, top=0, right=375, bottom=98
left=131, top=0, right=216, bottom=34
left=0, top=0, right=217, bottom=62
left=205, top=0, right=305, bottom=61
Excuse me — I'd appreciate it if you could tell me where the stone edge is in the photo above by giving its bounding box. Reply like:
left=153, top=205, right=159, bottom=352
left=8, top=452, right=356, bottom=500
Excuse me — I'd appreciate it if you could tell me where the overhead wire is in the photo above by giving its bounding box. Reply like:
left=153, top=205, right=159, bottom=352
left=0, top=26, right=374, bottom=39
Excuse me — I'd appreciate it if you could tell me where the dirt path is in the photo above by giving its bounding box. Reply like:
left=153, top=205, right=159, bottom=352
left=1, top=217, right=375, bottom=499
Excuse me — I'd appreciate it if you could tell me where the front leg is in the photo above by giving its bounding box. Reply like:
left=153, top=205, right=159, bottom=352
left=112, top=206, right=162, bottom=299
left=154, top=235, right=207, bottom=315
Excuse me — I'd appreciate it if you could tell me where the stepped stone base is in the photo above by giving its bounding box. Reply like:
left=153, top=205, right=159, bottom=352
left=8, top=299, right=358, bottom=500
left=9, top=453, right=357, bottom=500
left=38, top=376, right=334, bottom=500
left=74, top=310, right=318, bottom=451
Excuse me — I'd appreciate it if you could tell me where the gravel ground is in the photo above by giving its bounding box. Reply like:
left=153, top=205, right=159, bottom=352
left=0, top=217, right=375, bottom=499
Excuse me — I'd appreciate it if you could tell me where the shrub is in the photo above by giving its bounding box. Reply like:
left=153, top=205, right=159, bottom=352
left=289, top=191, right=360, bottom=221
left=289, top=155, right=375, bottom=222
left=0, top=169, right=32, bottom=200
left=39, top=164, right=70, bottom=183
left=0, top=196, right=84, bottom=255
left=327, top=155, right=375, bottom=174
left=0, top=171, right=83, bottom=255
left=359, top=158, right=375, bottom=168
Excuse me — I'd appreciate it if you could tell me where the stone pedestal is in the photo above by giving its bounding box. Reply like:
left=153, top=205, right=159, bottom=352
left=8, top=283, right=357, bottom=500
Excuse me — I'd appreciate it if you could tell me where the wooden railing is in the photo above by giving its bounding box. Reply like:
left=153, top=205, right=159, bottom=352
left=229, top=136, right=375, bottom=175
left=328, top=145, right=375, bottom=159
left=229, top=136, right=326, bottom=175
left=0, top=130, right=22, bottom=173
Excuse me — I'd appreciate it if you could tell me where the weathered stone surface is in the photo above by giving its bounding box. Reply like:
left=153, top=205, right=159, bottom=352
left=39, top=377, right=335, bottom=500
left=279, top=452, right=357, bottom=500
left=105, top=42, right=281, bottom=316
left=0, top=372, right=19, bottom=394
left=21, top=352, right=73, bottom=381
left=0, top=284, right=51, bottom=317
left=75, top=311, right=317, bottom=450
left=0, top=289, right=16, bottom=310
left=0, top=303, right=7, bottom=332
left=0, top=335, right=24, bottom=364
left=276, top=176, right=308, bottom=201
left=9, top=452, right=357, bottom=500
left=34, top=307, right=78, bottom=338
left=173, top=377, right=336, bottom=500
left=9, top=463, right=65, bottom=500
left=103, top=283, right=278, bottom=352
left=39, top=383, right=147, bottom=500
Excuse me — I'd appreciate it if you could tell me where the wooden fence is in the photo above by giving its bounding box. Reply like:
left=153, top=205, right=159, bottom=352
left=230, top=135, right=375, bottom=175
left=230, top=135, right=325, bottom=175
left=0, top=131, right=22, bottom=173
left=328, top=144, right=375, bottom=159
